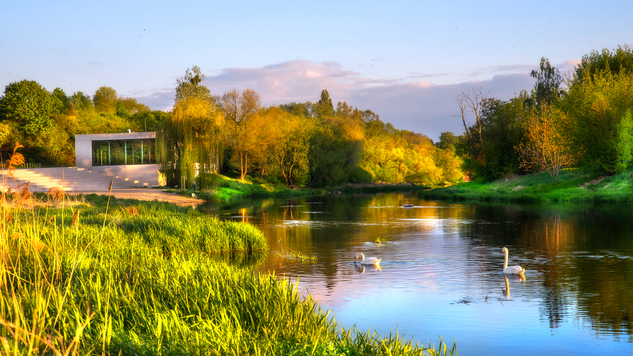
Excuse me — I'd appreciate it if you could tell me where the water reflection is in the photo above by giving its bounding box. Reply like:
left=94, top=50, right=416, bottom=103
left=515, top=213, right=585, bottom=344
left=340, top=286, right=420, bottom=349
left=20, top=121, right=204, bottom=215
left=202, top=194, right=633, bottom=354
left=355, top=264, right=382, bottom=273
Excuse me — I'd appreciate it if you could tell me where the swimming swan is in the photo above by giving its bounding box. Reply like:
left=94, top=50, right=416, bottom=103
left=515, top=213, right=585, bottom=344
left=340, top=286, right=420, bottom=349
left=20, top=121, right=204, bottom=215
left=354, top=252, right=381, bottom=265
left=500, top=247, right=525, bottom=275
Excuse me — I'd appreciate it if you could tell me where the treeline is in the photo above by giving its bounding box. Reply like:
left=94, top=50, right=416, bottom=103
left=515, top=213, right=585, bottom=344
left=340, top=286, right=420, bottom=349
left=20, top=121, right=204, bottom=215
left=0, top=82, right=166, bottom=165
left=453, top=45, right=633, bottom=181
left=0, top=67, right=463, bottom=188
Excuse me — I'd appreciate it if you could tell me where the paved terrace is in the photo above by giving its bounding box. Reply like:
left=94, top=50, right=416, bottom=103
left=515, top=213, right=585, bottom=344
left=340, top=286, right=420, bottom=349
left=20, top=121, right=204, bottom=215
left=1, top=168, right=203, bottom=206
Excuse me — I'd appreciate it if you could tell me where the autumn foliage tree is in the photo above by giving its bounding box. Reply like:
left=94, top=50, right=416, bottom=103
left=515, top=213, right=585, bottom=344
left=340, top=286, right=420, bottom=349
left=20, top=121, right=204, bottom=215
left=219, top=89, right=262, bottom=180
left=516, top=104, right=575, bottom=177
left=260, top=107, right=312, bottom=186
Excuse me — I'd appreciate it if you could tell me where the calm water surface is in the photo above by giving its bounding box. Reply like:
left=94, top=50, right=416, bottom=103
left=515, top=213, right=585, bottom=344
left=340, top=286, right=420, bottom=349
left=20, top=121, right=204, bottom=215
left=202, top=193, right=633, bottom=355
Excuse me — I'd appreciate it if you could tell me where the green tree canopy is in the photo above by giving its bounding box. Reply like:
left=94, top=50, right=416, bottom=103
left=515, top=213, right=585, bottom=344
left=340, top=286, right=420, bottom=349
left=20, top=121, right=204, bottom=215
left=437, top=132, right=458, bottom=149
left=70, top=91, right=94, bottom=113
left=574, top=45, right=633, bottom=84
left=530, top=57, right=564, bottom=107
left=175, top=65, right=212, bottom=103
left=316, top=89, right=334, bottom=118
left=93, top=86, right=118, bottom=113
left=0, top=80, right=54, bottom=136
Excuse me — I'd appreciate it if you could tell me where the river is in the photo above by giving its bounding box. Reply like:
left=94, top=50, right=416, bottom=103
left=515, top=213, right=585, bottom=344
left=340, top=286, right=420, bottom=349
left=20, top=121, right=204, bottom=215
left=201, top=192, right=633, bottom=355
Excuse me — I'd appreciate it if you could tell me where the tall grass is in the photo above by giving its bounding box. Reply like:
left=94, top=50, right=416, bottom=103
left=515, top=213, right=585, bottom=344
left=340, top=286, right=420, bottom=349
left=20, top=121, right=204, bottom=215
left=0, top=197, right=454, bottom=355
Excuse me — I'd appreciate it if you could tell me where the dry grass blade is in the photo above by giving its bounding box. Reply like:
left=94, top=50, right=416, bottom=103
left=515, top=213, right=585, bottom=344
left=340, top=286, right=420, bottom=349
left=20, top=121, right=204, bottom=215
left=125, top=206, right=138, bottom=216
left=3, top=142, right=25, bottom=179
left=71, top=210, right=79, bottom=227
left=47, top=187, right=66, bottom=203
left=16, top=182, right=32, bottom=204
left=108, top=180, right=113, bottom=192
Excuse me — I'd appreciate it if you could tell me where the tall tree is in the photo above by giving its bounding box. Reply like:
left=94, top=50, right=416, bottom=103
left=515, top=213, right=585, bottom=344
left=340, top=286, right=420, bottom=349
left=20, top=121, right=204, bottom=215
left=219, top=89, right=262, bottom=180
left=51, top=88, right=69, bottom=114
left=0, top=80, right=54, bottom=137
left=456, top=87, right=489, bottom=171
left=159, top=67, right=222, bottom=188
left=175, top=65, right=212, bottom=104
left=529, top=57, right=563, bottom=107
left=93, top=86, right=118, bottom=113
left=316, top=89, right=334, bottom=118
left=158, top=96, right=223, bottom=189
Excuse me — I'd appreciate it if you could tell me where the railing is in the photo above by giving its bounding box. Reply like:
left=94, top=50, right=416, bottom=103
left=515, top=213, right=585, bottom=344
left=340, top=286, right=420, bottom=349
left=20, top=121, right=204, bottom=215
left=20, top=163, right=43, bottom=169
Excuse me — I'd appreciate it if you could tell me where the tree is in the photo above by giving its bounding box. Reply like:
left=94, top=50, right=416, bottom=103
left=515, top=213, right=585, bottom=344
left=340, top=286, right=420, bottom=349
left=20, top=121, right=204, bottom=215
left=516, top=104, right=575, bottom=177
left=159, top=67, right=223, bottom=189
left=529, top=57, right=563, bottom=107
left=158, top=96, right=223, bottom=189
left=316, top=89, right=334, bottom=118
left=574, top=45, right=633, bottom=84
left=132, top=110, right=168, bottom=132
left=70, top=91, right=94, bottom=113
left=261, top=107, right=312, bottom=186
left=175, top=65, right=212, bottom=104
left=219, top=89, right=262, bottom=180
left=563, top=65, right=633, bottom=174
left=117, top=98, right=150, bottom=116
left=478, top=97, right=526, bottom=179
left=93, top=86, right=118, bottom=113
left=0, top=80, right=54, bottom=136
left=455, top=87, right=489, bottom=173
left=51, top=88, right=69, bottom=114
left=436, top=132, right=458, bottom=149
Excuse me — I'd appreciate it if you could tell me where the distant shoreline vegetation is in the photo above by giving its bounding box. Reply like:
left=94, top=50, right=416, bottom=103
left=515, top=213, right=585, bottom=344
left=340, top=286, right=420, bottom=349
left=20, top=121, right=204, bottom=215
left=421, top=169, right=633, bottom=204
left=3, top=45, right=633, bottom=199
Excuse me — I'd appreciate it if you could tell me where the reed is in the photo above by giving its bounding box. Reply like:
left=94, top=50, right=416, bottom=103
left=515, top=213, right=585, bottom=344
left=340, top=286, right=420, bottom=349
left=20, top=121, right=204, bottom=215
left=0, top=198, right=453, bottom=355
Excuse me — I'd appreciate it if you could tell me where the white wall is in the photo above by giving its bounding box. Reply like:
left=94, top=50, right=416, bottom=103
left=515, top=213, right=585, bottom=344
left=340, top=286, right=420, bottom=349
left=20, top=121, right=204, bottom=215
left=75, top=132, right=159, bottom=187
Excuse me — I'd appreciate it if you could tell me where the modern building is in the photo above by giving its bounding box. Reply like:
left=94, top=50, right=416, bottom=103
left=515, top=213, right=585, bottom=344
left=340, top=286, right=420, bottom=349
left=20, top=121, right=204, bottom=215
left=75, top=131, right=160, bottom=187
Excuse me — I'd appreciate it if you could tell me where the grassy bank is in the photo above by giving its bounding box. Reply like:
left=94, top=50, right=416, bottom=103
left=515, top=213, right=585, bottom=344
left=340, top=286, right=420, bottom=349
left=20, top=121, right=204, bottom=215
left=168, top=174, right=430, bottom=204
left=421, top=169, right=633, bottom=204
left=0, top=194, right=454, bottom=355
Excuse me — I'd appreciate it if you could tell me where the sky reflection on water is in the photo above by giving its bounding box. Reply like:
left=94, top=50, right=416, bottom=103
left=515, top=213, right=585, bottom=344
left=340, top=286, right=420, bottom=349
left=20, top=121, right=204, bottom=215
left=208, top=193, right=633, bottom=355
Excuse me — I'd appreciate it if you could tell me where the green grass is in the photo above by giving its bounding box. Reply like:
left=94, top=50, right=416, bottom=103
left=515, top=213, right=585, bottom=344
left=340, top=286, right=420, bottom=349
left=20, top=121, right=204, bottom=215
left=0, top=195, right=455, bottom=355
left=165, top=175, right=317, bottom=203
left=422, top=169, right=633, bottom=204
left=167, top=174, right=433, bottom=204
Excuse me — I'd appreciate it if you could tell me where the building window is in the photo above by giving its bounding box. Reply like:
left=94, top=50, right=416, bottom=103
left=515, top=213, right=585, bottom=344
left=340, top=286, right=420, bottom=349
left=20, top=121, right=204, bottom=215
left=92, top=139, right=156, bottom=166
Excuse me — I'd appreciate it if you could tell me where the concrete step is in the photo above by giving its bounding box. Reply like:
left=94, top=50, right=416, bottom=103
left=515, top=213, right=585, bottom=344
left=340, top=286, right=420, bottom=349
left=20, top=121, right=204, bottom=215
left=1, top=167, right=147, bottom=192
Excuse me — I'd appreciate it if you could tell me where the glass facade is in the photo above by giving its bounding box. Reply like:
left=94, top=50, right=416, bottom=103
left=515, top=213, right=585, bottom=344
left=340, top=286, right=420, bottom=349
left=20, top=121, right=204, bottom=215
left=92, top=139, right=156, bottom=166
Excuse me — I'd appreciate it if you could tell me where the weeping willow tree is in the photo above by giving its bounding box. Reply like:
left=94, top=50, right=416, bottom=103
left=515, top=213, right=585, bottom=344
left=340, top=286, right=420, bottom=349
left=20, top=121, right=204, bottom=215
left=158, top=96, right=223, bottom=189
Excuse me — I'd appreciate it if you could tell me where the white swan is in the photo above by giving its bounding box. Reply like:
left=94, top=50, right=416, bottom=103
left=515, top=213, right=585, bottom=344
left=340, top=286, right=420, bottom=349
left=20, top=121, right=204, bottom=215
left=500, top=247, right=525, bottom=275
left=354, top=252, right=381, bottom=266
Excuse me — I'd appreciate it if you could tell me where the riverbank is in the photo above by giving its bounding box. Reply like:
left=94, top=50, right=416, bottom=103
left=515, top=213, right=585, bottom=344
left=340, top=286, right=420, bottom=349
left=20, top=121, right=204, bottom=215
left=421, top=169, right=633, bottom=204
left=0, top=195, right=453, bottom=355
left=165, top=174, right=430, bottom=204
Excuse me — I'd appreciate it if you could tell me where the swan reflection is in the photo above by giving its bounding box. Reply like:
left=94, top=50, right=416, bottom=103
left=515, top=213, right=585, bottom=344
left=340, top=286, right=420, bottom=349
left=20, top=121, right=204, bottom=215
left=502, top=274, right=526, bottom=298
left=355, top=264, right=382, bottom=273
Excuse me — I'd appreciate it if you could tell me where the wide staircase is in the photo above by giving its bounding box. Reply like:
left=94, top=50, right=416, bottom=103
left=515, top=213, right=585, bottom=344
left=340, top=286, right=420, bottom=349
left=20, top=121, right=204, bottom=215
left=1, top=167, right=142, bottom=193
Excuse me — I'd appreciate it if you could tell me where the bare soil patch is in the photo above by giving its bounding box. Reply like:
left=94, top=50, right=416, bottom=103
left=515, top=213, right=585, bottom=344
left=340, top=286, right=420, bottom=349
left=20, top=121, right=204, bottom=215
left=578, top=176, right=607, bottom=189
left=70, top=189, right=205, bottom=206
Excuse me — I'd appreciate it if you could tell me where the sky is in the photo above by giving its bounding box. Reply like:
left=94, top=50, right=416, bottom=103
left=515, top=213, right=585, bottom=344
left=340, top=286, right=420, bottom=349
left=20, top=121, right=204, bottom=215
left=1, top=0, right=632, bottom=141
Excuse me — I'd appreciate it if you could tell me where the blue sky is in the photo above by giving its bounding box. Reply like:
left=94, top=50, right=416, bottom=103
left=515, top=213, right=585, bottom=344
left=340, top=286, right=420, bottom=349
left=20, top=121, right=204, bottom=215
left=1, top=0, right=631, bottom=140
